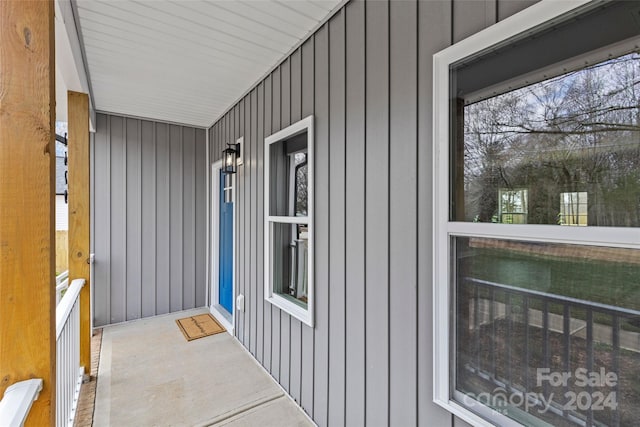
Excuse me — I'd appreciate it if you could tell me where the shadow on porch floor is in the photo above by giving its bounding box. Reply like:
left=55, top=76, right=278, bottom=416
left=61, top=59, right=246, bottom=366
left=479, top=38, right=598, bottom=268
left=91, top=308, right=311, bottom=426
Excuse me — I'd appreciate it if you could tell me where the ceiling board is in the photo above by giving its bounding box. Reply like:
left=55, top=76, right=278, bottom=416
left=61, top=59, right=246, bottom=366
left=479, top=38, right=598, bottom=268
left=76, top=0, right=343, bottom=127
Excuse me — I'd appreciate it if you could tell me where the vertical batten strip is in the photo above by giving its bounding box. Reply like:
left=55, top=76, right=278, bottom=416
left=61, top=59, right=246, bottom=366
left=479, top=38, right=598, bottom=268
left=271, top=68, right=282, bottom=382
left=196, top=129, right=206, bottom=308
left=139, top=120, right=143, bottom=317
left=389, top=0, right=418, bottom=423
left=256, top=81, right=265, bottom=365
left=300, top=36, right=316, bottom=417
left=289, top=47, right=303, bottom=404
left=250, top=88, right=258, bottom=357
left=245, top=92, right=251, bottom=350
left=312, top=25, right=331, bottom=425
left=363, top=1, right=390, bottom=424
left=107, top=115, right=112, bottom=322
left=238, top=98, right=245, bottom=343
left=279, top=57, right=292, bottom=394
left=263, top=74, right=274, bottom=376
left=123, top=117, right=128, bottom=321
left=327, top=9, right=347, bottom=426
left=417, top=0, right=453, bottom=424
left=344, top=1, right=366, bottom=425
left=153, top=121, right=158, bottom=315
left=110, top=115, right=126, bottom=323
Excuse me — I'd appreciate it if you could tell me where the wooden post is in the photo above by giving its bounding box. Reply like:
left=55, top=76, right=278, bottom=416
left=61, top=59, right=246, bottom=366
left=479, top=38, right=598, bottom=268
left=68, top=91, right=91, bottom=375
left=0, top=1, right=56, bottom=425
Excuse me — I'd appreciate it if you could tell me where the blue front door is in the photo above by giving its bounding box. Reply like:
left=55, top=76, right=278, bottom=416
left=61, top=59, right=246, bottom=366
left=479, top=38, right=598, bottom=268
left=219, top=171, right=233, bottom=313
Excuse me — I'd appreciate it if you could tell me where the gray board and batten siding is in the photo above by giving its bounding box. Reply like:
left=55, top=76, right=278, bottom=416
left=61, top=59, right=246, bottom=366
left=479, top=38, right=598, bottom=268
left=92, top=112, right=207, bottom=326
left=209, top=1, right=538, bottom=427
left=88, top=0, right=540, bottom=424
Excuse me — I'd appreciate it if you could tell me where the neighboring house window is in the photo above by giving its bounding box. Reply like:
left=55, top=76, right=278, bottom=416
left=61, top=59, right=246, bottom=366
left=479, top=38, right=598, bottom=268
left=498, top=189, right=528, bottom=224
left=433, top=2, right=640, bottom=426
left=559, top=191, right=588, bottom=226
left=264, top=116, right=314, bottom=326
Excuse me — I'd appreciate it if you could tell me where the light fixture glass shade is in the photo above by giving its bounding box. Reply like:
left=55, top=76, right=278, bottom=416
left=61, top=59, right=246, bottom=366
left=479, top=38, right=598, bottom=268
left=222, top=144, right=238, bottom=174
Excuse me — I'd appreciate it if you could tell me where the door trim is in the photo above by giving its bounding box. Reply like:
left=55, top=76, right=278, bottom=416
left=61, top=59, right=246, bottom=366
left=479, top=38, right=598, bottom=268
left=210, top=160, right=235, bottom=335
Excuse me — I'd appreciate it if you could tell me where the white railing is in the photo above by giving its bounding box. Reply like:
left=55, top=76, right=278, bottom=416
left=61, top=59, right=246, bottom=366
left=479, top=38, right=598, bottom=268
left=0, top=379, right=43, bottom=427
left=56, top=279, right=85, bottom=427
left=55, top=270, right=70, bottom=305
left=89, top=254, right=95, bottom=334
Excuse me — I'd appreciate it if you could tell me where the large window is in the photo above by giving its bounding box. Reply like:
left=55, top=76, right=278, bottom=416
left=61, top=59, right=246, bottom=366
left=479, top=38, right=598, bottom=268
left=264, top=116, right=314, bottom=326
left=434, top=2, right=640, bottom=426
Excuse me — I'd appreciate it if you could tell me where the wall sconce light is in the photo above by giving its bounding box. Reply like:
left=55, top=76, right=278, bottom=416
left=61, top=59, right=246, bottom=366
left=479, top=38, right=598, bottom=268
left=222, top=142, right=240, bottom=174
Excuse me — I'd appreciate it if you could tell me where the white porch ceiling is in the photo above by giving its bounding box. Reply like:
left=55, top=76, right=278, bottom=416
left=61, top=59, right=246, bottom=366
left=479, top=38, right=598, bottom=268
left=75, top=0, right=343, bottom=128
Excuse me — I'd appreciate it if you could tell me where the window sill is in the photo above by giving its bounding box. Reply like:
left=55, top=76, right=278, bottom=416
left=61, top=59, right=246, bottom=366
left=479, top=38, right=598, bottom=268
left=265, top=293, right=313, bottom=327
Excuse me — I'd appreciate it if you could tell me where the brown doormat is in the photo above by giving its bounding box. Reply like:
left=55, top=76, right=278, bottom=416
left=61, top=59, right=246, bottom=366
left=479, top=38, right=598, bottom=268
left=176, top=313, right=226, bottom=341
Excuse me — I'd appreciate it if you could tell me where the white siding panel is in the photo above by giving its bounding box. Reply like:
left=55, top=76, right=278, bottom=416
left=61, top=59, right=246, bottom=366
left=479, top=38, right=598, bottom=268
left=56, top=195, right=69, bottom=231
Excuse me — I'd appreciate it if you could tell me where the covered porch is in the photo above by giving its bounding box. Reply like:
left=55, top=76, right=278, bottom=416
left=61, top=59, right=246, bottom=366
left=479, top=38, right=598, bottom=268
left=88, top=308, right=310, bottom=427
left=0, top=0, right=340, bottom=424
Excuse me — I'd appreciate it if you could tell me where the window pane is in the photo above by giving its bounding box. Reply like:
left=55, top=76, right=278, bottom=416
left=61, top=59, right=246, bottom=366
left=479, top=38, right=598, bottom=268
left=223, top=174, right=233, bottom=204
left=453, top=236, right=640, bottom=426
left=451, top=52, right=640, bottom=226
left=294, top=154, right=308, bottom=216
left=269, top=131, right=308, bottom=217
left=560, top=192, right=588, bottom=226
left=269, top=221, right=309, bottom=309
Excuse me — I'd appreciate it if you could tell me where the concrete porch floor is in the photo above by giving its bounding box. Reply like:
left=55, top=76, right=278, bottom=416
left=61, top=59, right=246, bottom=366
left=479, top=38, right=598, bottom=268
left=93, top=308, right=312, bottom=427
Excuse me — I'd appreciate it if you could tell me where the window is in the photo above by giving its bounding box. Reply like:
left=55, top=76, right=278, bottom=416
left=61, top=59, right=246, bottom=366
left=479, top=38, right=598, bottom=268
left=498, top=189, right=528, bottom=224
left=559, top=192, right=588, bottom=226
left=434, top=2, right=640, bottom=426
left=223, top=173, right=233, bottom=204
left=264, top=116, right=314, bottom=326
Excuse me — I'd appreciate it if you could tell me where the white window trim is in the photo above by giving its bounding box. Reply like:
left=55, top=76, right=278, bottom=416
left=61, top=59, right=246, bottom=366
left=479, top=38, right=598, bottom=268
left=432, top=1, right=640, bottom=426
left=236, top=136, right=244, bottom=166
left=264, top=115, right=314, bottom=327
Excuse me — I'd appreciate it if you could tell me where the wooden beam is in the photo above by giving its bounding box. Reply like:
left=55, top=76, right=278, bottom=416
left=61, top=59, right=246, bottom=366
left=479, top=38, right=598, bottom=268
left=68, top=91, right=91, bottom=375
left=0, top=1, right=56, bottom=425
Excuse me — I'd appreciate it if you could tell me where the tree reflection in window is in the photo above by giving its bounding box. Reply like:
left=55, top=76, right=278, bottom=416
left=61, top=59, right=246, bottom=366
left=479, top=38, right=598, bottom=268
left=460, top=53, right=640, bottom=227
left=294, top=152, right=307, bottom=217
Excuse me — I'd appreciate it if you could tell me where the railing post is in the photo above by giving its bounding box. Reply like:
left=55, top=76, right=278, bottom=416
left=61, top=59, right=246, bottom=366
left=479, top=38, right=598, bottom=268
left=68, top=91, right=91, bottom=375
left=0, top=1, right=56, bottom=424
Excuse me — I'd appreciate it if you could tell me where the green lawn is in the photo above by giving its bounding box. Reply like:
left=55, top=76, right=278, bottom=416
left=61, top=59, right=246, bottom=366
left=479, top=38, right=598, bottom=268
left=465, top=248, right=640, bottom=312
